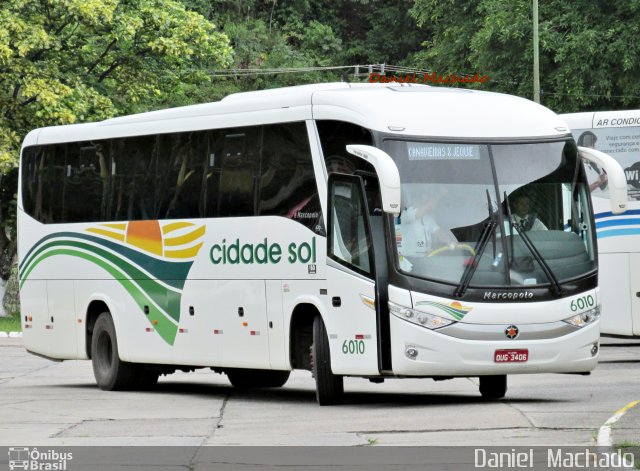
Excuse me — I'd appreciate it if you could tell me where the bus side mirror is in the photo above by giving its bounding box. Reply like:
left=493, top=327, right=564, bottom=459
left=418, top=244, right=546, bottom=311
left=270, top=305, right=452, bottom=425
left=346, top=145, right=401, bottom=215
left=578, top=146, right=628, bottom=215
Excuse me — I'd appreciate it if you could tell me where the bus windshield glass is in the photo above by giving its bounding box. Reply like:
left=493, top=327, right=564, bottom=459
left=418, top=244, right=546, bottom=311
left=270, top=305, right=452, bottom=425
left=382, top=139, right=596, bottom=287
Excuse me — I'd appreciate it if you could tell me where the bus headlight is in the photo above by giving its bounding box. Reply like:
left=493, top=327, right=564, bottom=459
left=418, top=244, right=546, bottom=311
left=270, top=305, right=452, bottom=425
left=563, top=306, right=600, bottom=327
left=388, top=301, right=455, bottom=330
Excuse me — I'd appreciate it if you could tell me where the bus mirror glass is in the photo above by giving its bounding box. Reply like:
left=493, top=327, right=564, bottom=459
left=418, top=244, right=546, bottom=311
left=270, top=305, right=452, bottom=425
left=346, top=144, right=401, bottom=215
left=579, top=146, right=628, bottom=215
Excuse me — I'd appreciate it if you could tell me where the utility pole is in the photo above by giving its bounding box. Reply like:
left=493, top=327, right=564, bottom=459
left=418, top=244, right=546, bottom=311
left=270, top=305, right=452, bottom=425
left=533, top=0, right=540, bottom=103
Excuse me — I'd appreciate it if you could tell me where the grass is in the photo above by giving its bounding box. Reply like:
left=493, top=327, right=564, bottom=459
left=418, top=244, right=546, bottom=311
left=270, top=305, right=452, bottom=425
left=614, top=442, right=640, bottom=469
left=0, top=311, right=21, bottom=332
left=616, top=441, right=640, bottom=448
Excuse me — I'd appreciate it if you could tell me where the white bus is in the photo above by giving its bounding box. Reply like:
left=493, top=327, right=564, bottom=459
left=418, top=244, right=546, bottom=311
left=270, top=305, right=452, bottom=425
left=18, top=83, right=626, bottom=405
left=562, top=110, right=640, bottom=337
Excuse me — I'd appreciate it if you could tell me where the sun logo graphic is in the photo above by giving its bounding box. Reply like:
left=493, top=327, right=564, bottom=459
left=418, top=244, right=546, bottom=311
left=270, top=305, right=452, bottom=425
left=19, top=221, right=205, bottom=345
left=415, top=300, right=473, bottom=321
left=87, top=220, right=205, bottom=259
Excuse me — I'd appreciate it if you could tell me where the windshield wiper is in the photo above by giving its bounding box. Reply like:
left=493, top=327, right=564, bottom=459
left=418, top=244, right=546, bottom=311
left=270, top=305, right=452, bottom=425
left=504, top=198, right=564, bottom=297
left=504, top=191, right=514, bottom=264
left=454, top=190, right=496, bottom=298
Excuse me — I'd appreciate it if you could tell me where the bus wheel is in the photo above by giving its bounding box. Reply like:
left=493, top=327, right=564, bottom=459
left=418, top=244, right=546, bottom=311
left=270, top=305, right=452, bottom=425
left=226, top=369, right=290, bottom=388
left=91, top=312, right=138, bottom=391
left=479, top=375, right=507, bottom=399
left=311, top=316, right=344, bottom=405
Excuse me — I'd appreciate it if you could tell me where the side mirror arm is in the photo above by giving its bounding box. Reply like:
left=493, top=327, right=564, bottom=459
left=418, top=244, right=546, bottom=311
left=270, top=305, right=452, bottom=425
left=346, top=144, right=401, bottom=215
left=578, top=146, right=627, bottom=214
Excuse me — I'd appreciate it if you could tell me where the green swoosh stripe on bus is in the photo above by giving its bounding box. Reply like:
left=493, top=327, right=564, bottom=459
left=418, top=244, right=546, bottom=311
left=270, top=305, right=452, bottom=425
left=19, top=232, right=193, bottom=290
left=20, top=239, right=182, bottom=322
left=22, top=248, right=178, bottom=344
left=414, top=301, right=470, bottom=321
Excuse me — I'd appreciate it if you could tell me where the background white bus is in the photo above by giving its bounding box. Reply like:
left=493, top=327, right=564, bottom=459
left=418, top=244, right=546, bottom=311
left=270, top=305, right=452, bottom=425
left=18, top=83, right=624, bottom=405
left=562, top=110, right=640, bottom=337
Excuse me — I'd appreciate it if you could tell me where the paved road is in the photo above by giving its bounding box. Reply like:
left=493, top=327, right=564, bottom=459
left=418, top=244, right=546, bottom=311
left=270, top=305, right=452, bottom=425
left=0, top=338, right=638, bottom=447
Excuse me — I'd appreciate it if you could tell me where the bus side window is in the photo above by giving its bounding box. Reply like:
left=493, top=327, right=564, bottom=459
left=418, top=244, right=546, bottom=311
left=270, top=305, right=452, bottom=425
left=65, top=142, right=110, bottom=223
left=111, top=136, right=157, bottom=221
left=217, top=127, right=261, bottom=217
left=317, top=120, right=374, bottom=176
left=21, top=147, right=41, bottom=222
left=329, top=178, right=372, bottom=276
left=157, top=131, right=207, bottom=220
left=259, top=122, right=324, bottom=234
left=43, top=145, right=66, bottom=223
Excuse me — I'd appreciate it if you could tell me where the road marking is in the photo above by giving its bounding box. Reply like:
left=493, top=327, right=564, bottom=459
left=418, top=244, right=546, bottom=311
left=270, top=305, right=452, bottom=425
left=597, top=400, right=640, bottom=447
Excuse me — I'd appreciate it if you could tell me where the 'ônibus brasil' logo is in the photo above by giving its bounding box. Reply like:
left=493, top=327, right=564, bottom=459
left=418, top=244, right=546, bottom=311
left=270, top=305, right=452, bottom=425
left=19, top=221, right=205, bottom=346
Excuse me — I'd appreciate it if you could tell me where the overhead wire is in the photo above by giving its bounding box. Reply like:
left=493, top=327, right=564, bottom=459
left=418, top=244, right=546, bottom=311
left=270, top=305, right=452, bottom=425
left=206, top=63, right=640, bottom=101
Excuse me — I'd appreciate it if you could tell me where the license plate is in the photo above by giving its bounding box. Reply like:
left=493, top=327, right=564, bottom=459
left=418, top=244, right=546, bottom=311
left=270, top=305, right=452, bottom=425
left=494, top=349, right=528, bottom=363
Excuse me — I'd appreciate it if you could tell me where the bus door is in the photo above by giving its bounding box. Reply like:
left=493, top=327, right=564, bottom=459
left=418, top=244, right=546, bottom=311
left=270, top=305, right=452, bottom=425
left=47, top=279, right=77, bottom=357
left=216, top=280, right=270, bottom=369
left=325, top=173, right=389, bottom=376
left=19, top=279, right=49, bottom=355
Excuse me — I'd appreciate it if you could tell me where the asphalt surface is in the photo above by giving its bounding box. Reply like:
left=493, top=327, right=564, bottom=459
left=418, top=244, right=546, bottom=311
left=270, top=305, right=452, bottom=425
left=0, top=337, right=638, bottom=447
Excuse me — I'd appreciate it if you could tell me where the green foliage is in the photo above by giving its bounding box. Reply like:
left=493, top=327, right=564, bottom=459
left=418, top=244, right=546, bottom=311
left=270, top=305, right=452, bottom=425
left=164, top=0, right=430, bottom=107
left=297, top=20, right=342, bottom=67
left=0, top=0, right=233, bottom=170
left=0, top=311, right=21, bottom=332
left=0, top=169, right=17, bottom=236
left=410, top=0, right=640, bottom=112
left=3, top=1, right=640, bottom=161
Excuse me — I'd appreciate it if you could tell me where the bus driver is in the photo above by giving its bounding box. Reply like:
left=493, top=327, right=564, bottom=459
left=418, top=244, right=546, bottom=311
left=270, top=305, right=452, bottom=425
left=397, top=189, right=457, bottom=258
left=512, top=194, right=547, bottom=231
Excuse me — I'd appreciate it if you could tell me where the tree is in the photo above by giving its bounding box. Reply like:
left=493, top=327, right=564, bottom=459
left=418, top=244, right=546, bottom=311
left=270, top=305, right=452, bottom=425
left=0, top=0, right=233, bottom=171
left=306, top=0, right=425, bottom=65
left=410, top=0, right=640, bottom=112
left=185, top=0, right=429, bottom=102
left=0, top=0, right=233, bottom=310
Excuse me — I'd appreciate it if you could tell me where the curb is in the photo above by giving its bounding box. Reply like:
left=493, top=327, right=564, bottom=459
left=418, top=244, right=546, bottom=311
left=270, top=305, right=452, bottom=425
left=597, top=400, right=640, bottom=447
left=0, top=332, right=22, bottom=338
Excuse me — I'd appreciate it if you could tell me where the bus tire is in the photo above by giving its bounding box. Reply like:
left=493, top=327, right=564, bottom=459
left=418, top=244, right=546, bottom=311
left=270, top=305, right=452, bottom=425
left=227, top=369, right=290, bottom=388
left=312, top=316, right=344, bottom=405
left=91, top=312, right=138, bottom=391
left=479, top=375, right=507, bottom=399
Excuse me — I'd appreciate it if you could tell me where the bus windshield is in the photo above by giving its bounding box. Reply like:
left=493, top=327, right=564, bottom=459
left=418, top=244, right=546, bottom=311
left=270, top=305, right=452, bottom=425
left=382, top=139, right=596, bottom=288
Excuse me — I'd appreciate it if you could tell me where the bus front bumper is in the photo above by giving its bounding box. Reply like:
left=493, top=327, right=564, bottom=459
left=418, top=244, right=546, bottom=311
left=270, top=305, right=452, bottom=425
left=390, top=316, right=600, bottom=376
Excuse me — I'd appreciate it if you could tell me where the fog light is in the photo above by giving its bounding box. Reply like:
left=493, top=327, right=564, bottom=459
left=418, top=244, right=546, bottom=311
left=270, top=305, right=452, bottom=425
left=591, top=342, right=599, bottom=356
left=406, top=347, right=418, bottom=359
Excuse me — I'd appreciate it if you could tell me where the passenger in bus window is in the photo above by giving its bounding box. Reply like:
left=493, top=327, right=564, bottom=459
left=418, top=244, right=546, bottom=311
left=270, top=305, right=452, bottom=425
left=512, top=194, right=547, bottom=231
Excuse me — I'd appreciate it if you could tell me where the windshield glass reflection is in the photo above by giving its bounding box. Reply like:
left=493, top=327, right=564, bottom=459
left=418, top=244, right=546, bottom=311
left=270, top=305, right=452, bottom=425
left=383, top=139, right=596, bottom=288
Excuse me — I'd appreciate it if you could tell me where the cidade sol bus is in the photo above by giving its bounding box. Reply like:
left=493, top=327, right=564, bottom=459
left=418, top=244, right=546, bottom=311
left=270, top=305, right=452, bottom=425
left=562, top=110, right=640, bottom=337
left=18, top=83, right=626, bottom=405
